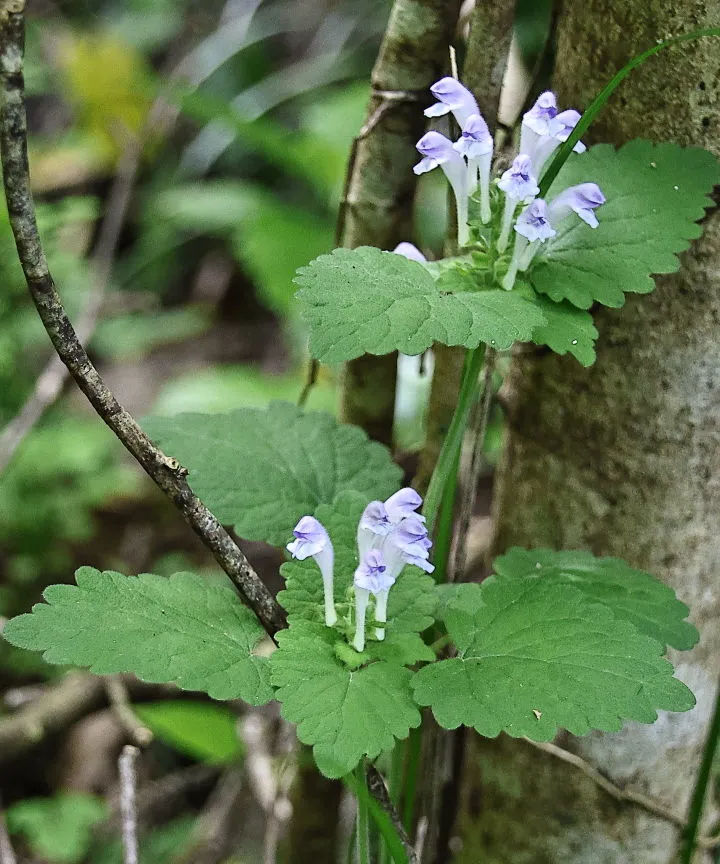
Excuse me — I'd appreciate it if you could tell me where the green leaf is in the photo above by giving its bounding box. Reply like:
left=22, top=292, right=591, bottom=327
left=7, top=794, right=106, bottom=864
left=278, top=491, right=436, bottom=665
left=516, top=282, right=598, bottom=366
left=412, top=577, right=694, bottom=741
left=133, top=700, right=244, bottom=764
left=532, top=140, right=720, bottom=309
left=3, top=569, right=273, bottom=705
left=270, top=623, right=422, bottom=777
left=294, top=246, right=547, bottom=362
left=492, top=547, right=698, bottom=651
left=144, top=401, right=401, bottom=546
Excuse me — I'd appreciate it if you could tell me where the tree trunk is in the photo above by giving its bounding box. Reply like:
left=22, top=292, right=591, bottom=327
left=455, top=1, right=720, bottom=861
left=338, top=0, right=462, bottom=447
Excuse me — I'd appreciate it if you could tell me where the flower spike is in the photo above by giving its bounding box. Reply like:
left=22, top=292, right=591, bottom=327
left=424, top=77, right=479, bottom=127
left=287, top=516, right=337, bottom=627
left=414, top=131, right=470, bottom=245
left=384, top=487, right=424, bottom=523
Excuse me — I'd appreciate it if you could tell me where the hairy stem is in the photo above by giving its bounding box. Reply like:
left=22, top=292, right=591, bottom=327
left=0, top=9, right=286, bottom=638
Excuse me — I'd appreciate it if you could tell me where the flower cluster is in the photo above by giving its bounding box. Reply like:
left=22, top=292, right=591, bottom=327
left=413, top=79, right=605, bottom=290
left=287, top=488, right=434, bottom=652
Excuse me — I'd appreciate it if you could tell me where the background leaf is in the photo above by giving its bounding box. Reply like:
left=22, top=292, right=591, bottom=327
left=3, top=569, right=273, bottom=705
left=134, top=700, right=244, bottom=763
left=270, top=623, right=421, bottom=777
left=7, top=794, right=106, bottom=864
left=295, top=246, right=546, bottom=362
left=532, top=141, right=720, bottom=309
left=413, top=577, right=694, bottom=740
left=492, top=547, right=698, bottom=650
left=145, top=402, right=401, bottom=546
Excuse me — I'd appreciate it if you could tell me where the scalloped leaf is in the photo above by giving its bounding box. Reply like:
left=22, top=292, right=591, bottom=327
left=412, top=577, right=694, bottom=740
left=492, top=547, right=698, bottom=650
left=278, top=490, right=436, bottom=665
left=3, top=569, right=273, bottom=705
left=270, top=623, right=421, bottom=777
left=532, top=140, right=720, bottom=309
left=144, top=401, right=401, bottom=546
left=294, top=246, right=546, bottom=362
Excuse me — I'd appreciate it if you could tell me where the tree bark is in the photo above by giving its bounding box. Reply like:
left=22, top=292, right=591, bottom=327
left=338, top=0, right=462, bottom=447
left=455, top=1, right=720, bottom=861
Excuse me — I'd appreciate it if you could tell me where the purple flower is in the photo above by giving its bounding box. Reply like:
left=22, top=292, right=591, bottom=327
left=393, top=517, right=433, bottom=558
left=496, top=155, right=540, bottom=253
left=287, top=516, right=336, bottom=627
left=393, top=242, right=427, bottom=263
left=515, top=199, right=557, bottom=243
left=554, top=110, right=587, bottom=152
left=414, top=131, right=469, bottom=244
left=497, top=155, right=540, bottom=201
left=354, top=549, right=394, bottom=595
left=424, top=77, right=479, bottom=127
left=384, top=488, right=424, bottom=523
left=454, top=114, right=494, bottom=224
left=522, top=91, right=558, bottom=139
left=548, top=182, right=605, bottom=228
left=353, top=549, right=396, bottom=651
left=287, top=516, right=330, bottom=559
left=357, top=500, right=393, bottom=560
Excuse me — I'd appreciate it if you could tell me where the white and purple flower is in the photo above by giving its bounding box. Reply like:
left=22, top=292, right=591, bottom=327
left=414, top=131, right=470, bottom=244
left=424, top=77, right=479, bottom=127
left=496, top=155, right=540, bottom=253
left=288, top=488, right=433, bottom=652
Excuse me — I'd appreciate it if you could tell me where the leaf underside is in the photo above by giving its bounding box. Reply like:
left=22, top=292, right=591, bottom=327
left=145, top=401, right=401, bottom=546
left=414, top=577, right=694, bottom=740
left=532, top=140, right=720, bottom=309
left=3, top=568, right=274, bottom=705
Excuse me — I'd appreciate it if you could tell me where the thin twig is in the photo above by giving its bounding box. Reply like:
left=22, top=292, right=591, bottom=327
left=0, top=8, right=286, bottom=637
left=0, top=805, right=17, bottom=864
left=174, top=769, right=245, bottom=864
left=523, top=738, right=720, bottom=850
left=366, top=764, right=418, bottom=864
left=105, top=676, right=153, bottom=748
left=0, top=672, right=105, bottom=764
left=119, top=745, right=140, bottom=864
left=449, top=348, right=496, bottom=580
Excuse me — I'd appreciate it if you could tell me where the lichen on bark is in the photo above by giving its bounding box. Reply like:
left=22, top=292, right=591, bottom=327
left=456, top=1, right=720, bottom=861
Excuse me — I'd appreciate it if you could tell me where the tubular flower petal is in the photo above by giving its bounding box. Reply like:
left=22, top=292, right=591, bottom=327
left=424, top=77, right=479, bottom=127
left=548, top=183, right=605, bottom=228
left=393, top=242, right=427, bottom=263
left=353, top=550, right=394, bottom=651
left=287, top=516, right=337, bottom=627
left=414, top=131, right=470, bottom=244
left=497, top=155, right=540, bottom=252
left=454, top=114, right=494, bottom=223
left=384, top=488, right=424, bottom=524
left=502, top=199, right=556, bottom=291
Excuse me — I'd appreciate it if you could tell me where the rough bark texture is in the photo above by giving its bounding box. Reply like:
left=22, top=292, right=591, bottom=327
left=456, top=2, right=720, bottom=862
left=339, top=0, right=461, bottom=447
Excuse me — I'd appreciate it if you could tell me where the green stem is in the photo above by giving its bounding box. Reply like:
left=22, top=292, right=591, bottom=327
left=402, top=727, right=423, bottom=834
left=423, top=345, right=486, bottom=533
left=678, top=678, right=720, bottom=864
left=430, top=443, right=461, bottom=584
left=356, top=764, right=371, bottom=864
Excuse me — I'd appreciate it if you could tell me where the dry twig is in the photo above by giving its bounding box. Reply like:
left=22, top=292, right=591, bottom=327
left=119, top=745, right=140, bottom=864
left=104, top=676, right=153, bottom=748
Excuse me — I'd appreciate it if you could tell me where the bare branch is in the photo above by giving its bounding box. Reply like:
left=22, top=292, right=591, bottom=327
left=0, top=9, right=285, bottom=637
left=119, top=745, right=140, bottom=864
left=104, top=677, right=153, bottom=748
